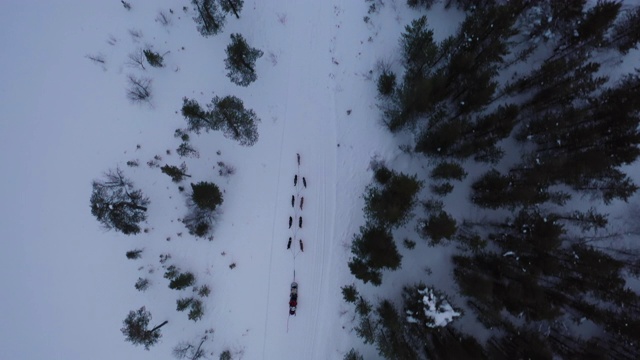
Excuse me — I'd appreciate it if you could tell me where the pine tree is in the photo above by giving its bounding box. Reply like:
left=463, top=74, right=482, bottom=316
left=363, top=170, right=422, bottom=228
left=341, top=284, right=358, bottom=303
left=126, top=249, right=143, bottom=259
left=348, top=225, right=402, bottom=286
left=608, top=6, right=640, bottom=54
left=486, top=328, right=553, bottom=360
left=224, top=33, right=263, bottom=86
left=377, top=69, right=396, bottom=97
left=343, top=348, right=364, bottom=360
left=143, top=49, right=164, bottom=67
left=400, top=16, right=438, bottom=78
left=419, top=211, right=457, bottom=245
left=375, top=300, right=418, bottom=360
left=181, top=96, right=260, bottom=146
left=176, top=142, right=199, bottom=158
left=191, top=0, right=225, bottom=37
left=176, top=297, right=194, bottom=311
left=161, top=163, right=190, bottom=183
left=90, top=168, right=149, bottom=235
left=188, top=299, right=204, bottom=321
left=219, top=0, right=243, bottom=19
left=191, top=182, right=223, bottom=211
left=134, top=278, right=150, bottom=291
left=430, top=161, right=467, bottom=181
left=120, top=306, right=168, bottom=350
left=169, top=272, right=195, bottom=290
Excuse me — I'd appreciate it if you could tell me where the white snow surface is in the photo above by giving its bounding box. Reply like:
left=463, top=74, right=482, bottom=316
left=0, top=0, right=441, bottom=359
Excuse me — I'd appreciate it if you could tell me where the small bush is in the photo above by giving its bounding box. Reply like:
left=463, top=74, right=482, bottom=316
left=126, top=249, right=143, bottom=259
left=431, top=182, right=454, bottom=196
left=164, top=265, right=179, bottom=280
left=431, top=161, right=467, bottom=181
left=217, top=161, right=236, bottom=177
left=143, top=49, right=164, bottom=67
left=420, top=211, right=457, bottom=245
left=198, top=285, right=211, bottom=297
left=374, top=166, right=393, bottom=184
left=403, top=238, right=416, bottom=249
left=188, top=299, right=204, bottom=321
left=220, top=350, right=232, bottom=360
left=134, top=278, right=150, bottom=291
left=169, top=272, right=196, bottom=290
left=377, top=69, right=396, bottom=96
left=176, top=297, right=194, bottom=311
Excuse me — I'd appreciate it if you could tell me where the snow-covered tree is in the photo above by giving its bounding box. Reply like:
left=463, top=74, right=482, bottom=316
left=224, top=33, right=263, bottom=86
left=404, top=286, right=461, bottom=328
left=90, top=168, right=149, bottom=235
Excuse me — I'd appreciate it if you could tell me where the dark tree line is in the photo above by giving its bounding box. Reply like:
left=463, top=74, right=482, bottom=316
left=348, top=166, right=422, bottom=285
left=353, top=1, right=640, bottom=359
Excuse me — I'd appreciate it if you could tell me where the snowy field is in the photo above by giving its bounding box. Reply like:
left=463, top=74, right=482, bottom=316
left=0, top=1, right=438, bottom=359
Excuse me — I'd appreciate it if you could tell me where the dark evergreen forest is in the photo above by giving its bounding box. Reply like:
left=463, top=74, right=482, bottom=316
left=347, top=1, right=640, bottom=358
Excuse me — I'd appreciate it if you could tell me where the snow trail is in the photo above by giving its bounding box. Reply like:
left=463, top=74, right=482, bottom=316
left=260, top=0, right=339, bottom=358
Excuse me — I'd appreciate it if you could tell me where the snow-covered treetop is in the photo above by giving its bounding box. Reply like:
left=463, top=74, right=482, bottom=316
left=406, top=287, right=461, bottom=328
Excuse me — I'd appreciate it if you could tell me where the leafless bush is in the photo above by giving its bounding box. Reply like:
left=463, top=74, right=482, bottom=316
left=128, top=28, right=143, bottom=42
left=106, top=34, right=117, bottom=46
left=86, top=53, right=106, bottom=65
left=126, top=75, right=152, bottom=104
left=217, top=161, right=236, bottom=177
left=127, top=49, right=146, bottom=70
left=156, top=10, right=172, bottom=26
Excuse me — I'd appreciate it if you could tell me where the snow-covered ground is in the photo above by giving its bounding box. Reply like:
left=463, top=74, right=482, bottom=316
left=0, top=1, right=444, bottom=359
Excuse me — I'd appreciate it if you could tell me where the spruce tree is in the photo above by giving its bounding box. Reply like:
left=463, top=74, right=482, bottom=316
left=224, top=33, right=263, bottom=86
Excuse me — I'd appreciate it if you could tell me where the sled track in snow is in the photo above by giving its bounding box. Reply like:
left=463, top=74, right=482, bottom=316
left=260, top=0, right=338, bottom=358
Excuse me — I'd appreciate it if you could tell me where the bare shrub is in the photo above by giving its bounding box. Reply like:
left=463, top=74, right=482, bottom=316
left=126, top=75, right=152, bottom=104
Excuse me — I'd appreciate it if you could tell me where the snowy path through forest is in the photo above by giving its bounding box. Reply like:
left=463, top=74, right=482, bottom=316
left=259, top=0, right=339, bottom=358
